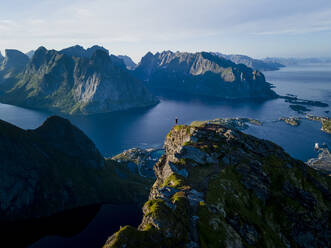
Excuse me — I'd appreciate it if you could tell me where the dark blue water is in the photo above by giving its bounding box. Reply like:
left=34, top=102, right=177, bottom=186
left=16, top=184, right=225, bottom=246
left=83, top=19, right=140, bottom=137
left=0, top=64, right=330, bottom=161
left=29, top=205, right=142, bottom=248
left=0, top=63, right=330, bottom=247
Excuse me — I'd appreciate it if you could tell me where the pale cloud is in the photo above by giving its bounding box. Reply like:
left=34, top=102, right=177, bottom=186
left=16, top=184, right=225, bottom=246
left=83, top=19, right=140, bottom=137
left=0, top=0, right=330, bottom=61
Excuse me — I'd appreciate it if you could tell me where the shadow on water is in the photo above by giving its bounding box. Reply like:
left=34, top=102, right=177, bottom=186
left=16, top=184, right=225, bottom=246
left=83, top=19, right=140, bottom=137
left=29, top=204, right=142, bottom=248
left=0, top=204, right=142, bottom=248
left=0, top=205, right=101, bottom=248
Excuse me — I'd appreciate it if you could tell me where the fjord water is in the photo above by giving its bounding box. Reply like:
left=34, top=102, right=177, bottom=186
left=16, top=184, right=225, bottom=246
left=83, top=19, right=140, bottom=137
left=0, top=63, right=330, bottom=247
left=0, top=64, right=330, bottom=161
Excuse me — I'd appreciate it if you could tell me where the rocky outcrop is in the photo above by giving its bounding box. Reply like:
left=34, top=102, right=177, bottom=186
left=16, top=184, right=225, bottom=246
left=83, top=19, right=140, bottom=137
left=191, top=117, right=262, bottom=130
left=112, top=148, right=164, bottom=178
left=134, top=51, right=278, bottom=99
left=0, top=116, right=151, bottom=222
left=215, top=53, right=285, bottom=71
left=307, top=147, right=331, bottom=176
left=0, top=46, right=158, bottom=114
left=104, top=123, right=330, bottom=248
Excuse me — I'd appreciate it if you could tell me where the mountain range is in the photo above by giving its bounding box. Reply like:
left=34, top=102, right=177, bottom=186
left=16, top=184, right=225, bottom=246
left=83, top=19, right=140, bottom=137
left=0, top=46, right=282, bottom=115
left=134, top=51, right=277, bottom=99
left=0, top=46, right=158, bottom=114
left=264, top=57, right=331, bottom=66
left=215, top=53, right=285, bottom=71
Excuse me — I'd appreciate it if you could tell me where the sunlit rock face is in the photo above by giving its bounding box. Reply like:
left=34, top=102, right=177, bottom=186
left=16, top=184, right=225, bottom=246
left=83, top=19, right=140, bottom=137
left=104, top=122, right=330, bottom=248
left=0, top=46, right=158, bottom=115
left=134, top=51, right=278, bottom=99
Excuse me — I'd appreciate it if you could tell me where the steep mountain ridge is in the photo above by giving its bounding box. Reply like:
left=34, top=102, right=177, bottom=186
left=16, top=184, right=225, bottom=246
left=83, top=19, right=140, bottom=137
left=59, top=45, right=109, bottom=58
left=0, top=116, right=151, bottom=222
left=0, top=46, right=158, bottom=114
left=134, top=51, right=277, bottom=99
left=104, top=122, right=330, bottom=248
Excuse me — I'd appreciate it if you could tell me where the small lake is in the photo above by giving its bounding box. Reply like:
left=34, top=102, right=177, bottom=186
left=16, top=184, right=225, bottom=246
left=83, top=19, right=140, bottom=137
left=0, top=63, right=330, bottom=247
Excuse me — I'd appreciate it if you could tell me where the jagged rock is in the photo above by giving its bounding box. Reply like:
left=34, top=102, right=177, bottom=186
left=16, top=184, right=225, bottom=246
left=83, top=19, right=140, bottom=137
left=307, top=147, right=331, bottom=176
left=134, top=51, right=278, bottom=99
left=112, top=148, right=164, bottom=178
left=104, top=122, right=330, bottom=248
left=191, top=117, right=262, bottom=131
left=59, top=45, right=109, bottom=58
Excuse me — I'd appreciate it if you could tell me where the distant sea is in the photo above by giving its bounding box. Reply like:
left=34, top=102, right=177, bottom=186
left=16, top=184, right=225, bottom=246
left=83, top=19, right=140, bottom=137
left=0, top=63, right=330, bottom=247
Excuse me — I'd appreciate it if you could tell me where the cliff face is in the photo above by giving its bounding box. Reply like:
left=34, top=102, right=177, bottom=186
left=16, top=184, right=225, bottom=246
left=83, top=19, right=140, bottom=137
left=104, top=123, right=330, bottom=248
left=134, top=51, right=277, bottom=99
left=0, top=47, right=158, bottom=114
left=0, top=116, right=151, bottom=221
left=0, top=49, right=30, bottom=91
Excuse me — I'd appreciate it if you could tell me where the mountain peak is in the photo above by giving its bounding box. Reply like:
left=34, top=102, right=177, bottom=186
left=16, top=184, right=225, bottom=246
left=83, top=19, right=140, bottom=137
left=5, top=49, right=29, bottom=60
left=0, top=49, right=29, bottom=78
left=60, top=45, right=109, bottom=58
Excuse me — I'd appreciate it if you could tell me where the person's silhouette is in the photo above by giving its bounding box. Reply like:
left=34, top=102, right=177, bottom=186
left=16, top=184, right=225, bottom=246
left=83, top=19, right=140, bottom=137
left=175, top=117, right=178, bottom=125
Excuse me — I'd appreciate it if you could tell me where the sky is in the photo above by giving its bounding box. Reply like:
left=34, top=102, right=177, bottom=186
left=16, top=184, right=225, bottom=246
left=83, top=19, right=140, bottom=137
left=0, top=0, right=330, bottom=62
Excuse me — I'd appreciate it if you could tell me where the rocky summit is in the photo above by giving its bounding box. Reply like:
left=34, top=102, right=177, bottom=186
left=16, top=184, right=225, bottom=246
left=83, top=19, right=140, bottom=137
left=0, top=116, right=151, bottom=222
left=134, top=51, right=278, bottom=99
left=0, top=46, right=158, bottom=114
left=104, top=122, right=330, bottom=248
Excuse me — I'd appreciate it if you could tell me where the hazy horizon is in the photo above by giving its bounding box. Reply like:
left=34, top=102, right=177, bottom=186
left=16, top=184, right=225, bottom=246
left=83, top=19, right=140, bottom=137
left=1, top=0, right=331, bottom=62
